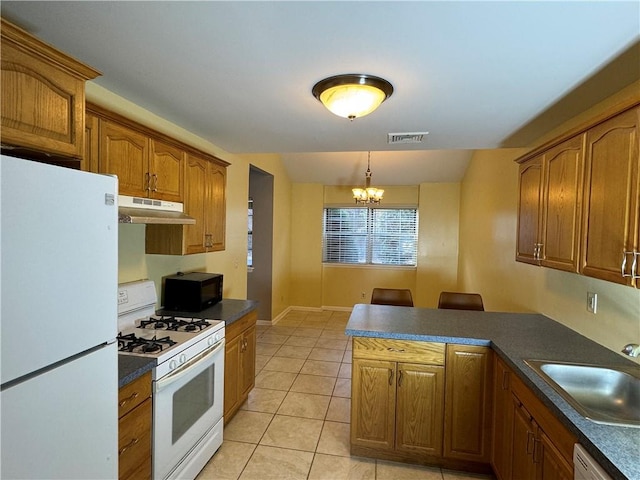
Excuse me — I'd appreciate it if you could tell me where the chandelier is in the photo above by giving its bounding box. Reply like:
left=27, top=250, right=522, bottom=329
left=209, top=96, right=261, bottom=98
left=312, top=74, right=393, bottom=120
left=352, top=152, right=384, bottom=204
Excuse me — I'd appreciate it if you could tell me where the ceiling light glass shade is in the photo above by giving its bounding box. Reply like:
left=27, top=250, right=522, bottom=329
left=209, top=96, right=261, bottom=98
left=312, top=74, right=393, bottom=120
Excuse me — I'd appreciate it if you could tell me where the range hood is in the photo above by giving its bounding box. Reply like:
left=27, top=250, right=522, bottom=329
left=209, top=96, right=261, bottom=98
left=118, top=195, right=196, bottom=225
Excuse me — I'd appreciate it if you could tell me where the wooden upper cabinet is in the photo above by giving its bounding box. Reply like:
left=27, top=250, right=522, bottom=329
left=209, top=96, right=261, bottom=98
left=149, top=139, right=184, bottom=203
left=1, top=18, right=100, bottom=160
left=184, top=154, right=210, bottom=254
left=99, top=120, right=149, bottom=197
left=516, top=156, right=543, bottom=265
left=84, top=112, right=99, bottom=172
left=540, top=135, right=585, bottom=272
left=581, top=107, right=640, bottom=286
left=207, top=162, right=227, bottom=251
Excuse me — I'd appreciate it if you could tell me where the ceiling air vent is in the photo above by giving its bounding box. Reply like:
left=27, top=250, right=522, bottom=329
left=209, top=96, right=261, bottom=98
left=387, top=132, right=429, bottom=144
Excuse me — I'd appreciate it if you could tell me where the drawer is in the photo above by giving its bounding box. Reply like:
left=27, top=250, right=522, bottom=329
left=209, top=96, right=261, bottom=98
left=226, top=310, right=257, bottom=341
left=118, top=371, right=152, bottom=418
left=353, top=337, right=445, bottom=364
left=118, top=399, right=152, bottom=480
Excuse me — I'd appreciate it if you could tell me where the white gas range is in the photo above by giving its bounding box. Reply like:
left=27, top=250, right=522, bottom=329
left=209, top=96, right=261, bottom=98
left=117, top=280, right=225, bottom=480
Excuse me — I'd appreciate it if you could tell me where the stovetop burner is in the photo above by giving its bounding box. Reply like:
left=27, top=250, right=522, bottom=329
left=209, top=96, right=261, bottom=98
left=139, top=315, right=211, bottom=332
left=117, top=332, right=177, bottom=354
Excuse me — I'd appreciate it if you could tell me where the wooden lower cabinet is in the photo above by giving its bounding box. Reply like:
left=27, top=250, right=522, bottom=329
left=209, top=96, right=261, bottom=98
left=443, top=345, right=493, bottom=465
left=351, top=338, right=461, bottom=467
left=223, top=311, right=257, bottom=423
left=492, top=356, right=576, bottom=480
left=118, top=371, right=152, bottom=480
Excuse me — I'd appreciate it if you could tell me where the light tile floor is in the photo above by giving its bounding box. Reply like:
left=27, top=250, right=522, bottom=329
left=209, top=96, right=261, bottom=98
left=197, top=310, right=495, bottom=480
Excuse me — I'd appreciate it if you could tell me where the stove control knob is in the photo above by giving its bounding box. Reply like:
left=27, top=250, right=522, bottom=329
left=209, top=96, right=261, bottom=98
left=215, top=333, right=222, bottom=342
left=179, top=353, right=187, bottom=364
left=207, top=336, right=215, bottom=346
left=169, top=360, right=177, bottom=370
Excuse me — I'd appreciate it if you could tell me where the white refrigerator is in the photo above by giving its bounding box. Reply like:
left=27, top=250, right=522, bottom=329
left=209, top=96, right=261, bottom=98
left=0, top=155, right=119, bottom=479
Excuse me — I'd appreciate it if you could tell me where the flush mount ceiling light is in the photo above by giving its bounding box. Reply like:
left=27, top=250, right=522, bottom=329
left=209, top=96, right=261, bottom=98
left=312, top=74, right=393, bottom=120
left=352, top=151, right=384, bottom=204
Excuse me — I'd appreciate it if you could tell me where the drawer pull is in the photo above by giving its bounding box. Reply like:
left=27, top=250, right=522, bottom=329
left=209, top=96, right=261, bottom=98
left=388, top=369, right=394, bottom=386
left=398, top=369, right=403, bottom=387
left=501, top=370, right=509, bottom=390
left=387, top=347, right=405, bottom=353
left=526, top=431, right=535, bottom=455
left=119, top=392, right=139, bottom=408
left=119, top=437, right=139, bottom=456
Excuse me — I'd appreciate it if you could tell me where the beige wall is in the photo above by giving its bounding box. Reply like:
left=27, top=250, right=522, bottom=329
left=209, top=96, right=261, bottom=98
left=288, top=182, right=461, bottom=309
left=458, top=82, right=640, bottom=362
left=89, top=84, right=292, bottom=319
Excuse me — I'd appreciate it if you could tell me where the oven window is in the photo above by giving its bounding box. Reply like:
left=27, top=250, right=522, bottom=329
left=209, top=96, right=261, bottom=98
left=172, top=366, right=215, bottom=443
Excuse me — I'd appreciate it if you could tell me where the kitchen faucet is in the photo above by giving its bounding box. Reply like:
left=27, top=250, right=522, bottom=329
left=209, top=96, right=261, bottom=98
left=621, top=343, right=640, bottom=357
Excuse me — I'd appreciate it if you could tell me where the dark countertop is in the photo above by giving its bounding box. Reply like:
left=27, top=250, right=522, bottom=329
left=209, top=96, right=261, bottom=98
left=118, top=355, right=155, bottom=388
left=118, top=299, right=258, bottom=387
left=156, top=298, right=258, bottom=326
left=345, top=304, right=640, bottom=480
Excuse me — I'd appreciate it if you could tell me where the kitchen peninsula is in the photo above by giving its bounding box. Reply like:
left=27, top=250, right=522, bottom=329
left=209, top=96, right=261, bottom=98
left=346, top=304, right=640, bottom=479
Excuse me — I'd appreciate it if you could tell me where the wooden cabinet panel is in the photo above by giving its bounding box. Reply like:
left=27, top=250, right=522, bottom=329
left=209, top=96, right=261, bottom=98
left=516, top=156, right=543, bottom=265
left=184, top=155, right=209, bottom=254
left=118, top=372, right=152, bottom=480
left=443, top=345, right=492, bottom=463
left=540, top=135, right=584, bottom=272
left=224, top=311, right=257, bottom=423
left=581, top=107, right=640, bottom=286
left=395, top=362, right=444, bottom=457
left=207, top=162, right=227, bottom=251
left=353, top=337, right=445, bottom=364
left=240, top=325, right=256, bottom=398
left=511, top=397, right=537, bottom=480
left=351, top=358, right=396, bottom=450
left=538, top=429, right=573, bottom=480
left=84, top=112, right=99, bottom=172
left=1, top=19, right=99, bottom=159
left=99, top=120, right=149, bottom=197
left=149, top=139, right=184, bottom=203
left=491, top=355, right=514, bottom=480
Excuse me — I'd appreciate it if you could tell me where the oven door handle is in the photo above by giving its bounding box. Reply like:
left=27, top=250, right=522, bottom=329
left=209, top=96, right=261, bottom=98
left=155, top=339, right=225, bottom=393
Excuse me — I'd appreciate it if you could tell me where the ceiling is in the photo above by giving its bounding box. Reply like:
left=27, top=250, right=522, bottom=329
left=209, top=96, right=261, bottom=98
left=2, top=1, right=639, bottom=186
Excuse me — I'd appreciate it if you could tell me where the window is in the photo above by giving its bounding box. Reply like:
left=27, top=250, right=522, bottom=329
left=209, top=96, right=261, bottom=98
left=322, top=207, right=418, bottom=266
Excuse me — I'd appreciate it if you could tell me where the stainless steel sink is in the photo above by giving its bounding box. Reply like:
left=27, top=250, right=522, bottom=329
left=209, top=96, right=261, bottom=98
left=524, top=359, right=640, bottom=428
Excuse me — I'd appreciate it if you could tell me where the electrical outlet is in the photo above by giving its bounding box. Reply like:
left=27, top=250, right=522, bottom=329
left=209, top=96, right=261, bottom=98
left=361, top=292, right=366, bottom=299
left=587, top=292, right=598, bottom=314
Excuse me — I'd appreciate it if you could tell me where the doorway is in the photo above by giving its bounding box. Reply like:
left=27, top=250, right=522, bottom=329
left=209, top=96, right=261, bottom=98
left=247, top=165, right=274, bottom=321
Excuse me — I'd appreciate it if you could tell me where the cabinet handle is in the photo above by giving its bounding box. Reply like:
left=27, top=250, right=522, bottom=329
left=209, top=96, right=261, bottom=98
left=151, top=173, right=158, bottom=192
left=622, top=251, right=632, bottom=277
left=145, top=172, right=151, bottom=192
left=398, top=369, right=403, bottom=387
left=501, top=370, right=509, bottom=390
left=118, top=437, right=139, bottom=456
left=204, top=234, right=213, bottom=248
left=388, top=369, right=394, bottom=386
left=632, top=252, right=640, bottom=279
left=533, top=244, right=538, bottom=260
left=118, top=392, right=139, bottom=408
left=532, top=437, right=541, bottom=464
left=526, top=431, right=535, bottom=455
left=386, top=348, right=405, bottom=353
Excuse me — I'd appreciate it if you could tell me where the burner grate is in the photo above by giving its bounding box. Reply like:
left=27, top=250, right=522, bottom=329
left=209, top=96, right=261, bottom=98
left=117, top=332, right=177, bottom=354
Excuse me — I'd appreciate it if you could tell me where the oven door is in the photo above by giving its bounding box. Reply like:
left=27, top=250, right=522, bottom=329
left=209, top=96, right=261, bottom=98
left=153, top=338, right=225, bottom=480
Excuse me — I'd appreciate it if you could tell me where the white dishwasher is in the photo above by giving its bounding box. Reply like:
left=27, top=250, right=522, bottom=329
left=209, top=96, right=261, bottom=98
left=574, top=444, right=612, bottom=480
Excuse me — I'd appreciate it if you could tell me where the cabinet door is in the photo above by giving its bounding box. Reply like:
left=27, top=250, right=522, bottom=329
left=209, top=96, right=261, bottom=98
left=149, top=139, right=184, bottom=202
left=99, top=120, right=149, bottom=197
left=223, top=334, right=241, bottom=423
left=118, top=399, right=152, bottom=480
left=512, top=397, right=537, bottom=480
left=443, top=345, right=493, bottom=463
left=184, top=154, right=208, bottom=254
left=581, top=107, right=640, bottom=285
left=206, top=162, right=226, bottom=251
left=537, top=429, right=573, bottom=480
left=395, top=362, right=444, bottom=457
left=540, top=135, right=584, bottom=272
left=239, top=325, right=256, bottom=399
left=492, top=356, right=514, bottom=480
left=351, top=358, right=396, bottom=451
left=516, top=156, right=544, bottom=265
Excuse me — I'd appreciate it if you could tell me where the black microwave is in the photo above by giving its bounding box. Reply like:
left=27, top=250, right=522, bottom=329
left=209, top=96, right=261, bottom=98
left=163, top=272, right=223, bottom=312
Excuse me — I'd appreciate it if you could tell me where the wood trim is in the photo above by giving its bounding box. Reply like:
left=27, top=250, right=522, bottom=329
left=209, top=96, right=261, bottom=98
left=515, top=97, right=640, bottom=165
left=1, top=18, right=101, bottom=80
left=86, top=102, right=230, bottom=167
left=352, top=337, right=445, bottom=364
